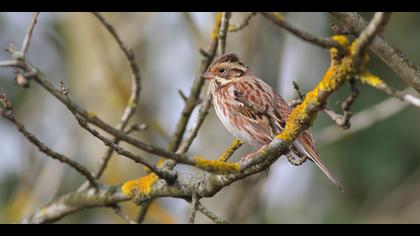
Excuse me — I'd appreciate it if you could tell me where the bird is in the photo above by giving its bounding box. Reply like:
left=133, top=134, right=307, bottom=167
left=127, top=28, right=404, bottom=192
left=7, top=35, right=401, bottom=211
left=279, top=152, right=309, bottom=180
left=201, top=53, right=343, bottom=191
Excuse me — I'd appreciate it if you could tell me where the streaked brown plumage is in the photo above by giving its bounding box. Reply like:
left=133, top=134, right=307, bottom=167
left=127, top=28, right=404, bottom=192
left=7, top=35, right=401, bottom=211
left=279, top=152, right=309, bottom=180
left=202, top=53, right=343, bottom=191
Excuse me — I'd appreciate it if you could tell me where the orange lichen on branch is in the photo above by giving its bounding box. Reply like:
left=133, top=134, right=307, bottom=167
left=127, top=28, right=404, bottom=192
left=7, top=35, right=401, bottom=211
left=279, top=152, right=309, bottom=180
left=194, top=156, right=240, bottom=174
left=218, top=138, right=243, bottom=162
left=121, top=173, right=158, bottom=198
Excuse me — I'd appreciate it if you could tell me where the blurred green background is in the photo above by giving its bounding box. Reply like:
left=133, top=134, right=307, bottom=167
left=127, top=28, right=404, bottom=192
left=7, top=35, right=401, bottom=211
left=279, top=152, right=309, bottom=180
left=1, top=12, right=420, bottom=224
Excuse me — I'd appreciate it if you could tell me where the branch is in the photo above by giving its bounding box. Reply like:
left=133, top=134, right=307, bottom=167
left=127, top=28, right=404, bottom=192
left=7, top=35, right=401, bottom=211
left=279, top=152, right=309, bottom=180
left=168, top=12, right=222, bottom=153
left=318, top=89, right=411, bottom=145
left=112, top=205, right=137, bottom=224
left=195, top=201, right=228, bottom=224
left=352, top=12, right=392, bottom=60
left=323, top=80, right=359, bottom=129
left=21, top=12, right=40, bottom=55
left=75, top=115, right=177, bottom=181
left=0, top=95, right=97, bottom=188
left=330, top=12, right=420, bottom=93
left=217, top=12, right=231, bottom=56
left=91, top=12, right=142, bottom=179
left=218, top=138, right=243, bottom=162
left=229, top=12, right=256, bottom=32
left=188, top=194, right=199, bottom=224
left=262, top=12, right=345, bottom=53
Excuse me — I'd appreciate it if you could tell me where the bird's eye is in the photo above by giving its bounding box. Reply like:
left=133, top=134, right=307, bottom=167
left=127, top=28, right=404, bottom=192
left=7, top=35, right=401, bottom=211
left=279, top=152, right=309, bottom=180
left=218, top=68, right=226, bottom=73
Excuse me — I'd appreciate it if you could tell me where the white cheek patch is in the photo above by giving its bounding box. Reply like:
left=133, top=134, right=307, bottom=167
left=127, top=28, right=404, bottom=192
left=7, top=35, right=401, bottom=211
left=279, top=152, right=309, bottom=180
left=215, top=76, right=230, bottom=86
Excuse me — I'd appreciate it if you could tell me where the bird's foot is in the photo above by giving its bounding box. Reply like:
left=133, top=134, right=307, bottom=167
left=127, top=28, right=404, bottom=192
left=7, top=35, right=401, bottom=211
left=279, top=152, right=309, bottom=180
left=286, top=152, right=307, bottom=166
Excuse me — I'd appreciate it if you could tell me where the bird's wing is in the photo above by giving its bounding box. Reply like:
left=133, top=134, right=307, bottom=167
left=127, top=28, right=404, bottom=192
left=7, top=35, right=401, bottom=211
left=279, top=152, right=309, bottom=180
left=228, top=79, right=285, bottom=141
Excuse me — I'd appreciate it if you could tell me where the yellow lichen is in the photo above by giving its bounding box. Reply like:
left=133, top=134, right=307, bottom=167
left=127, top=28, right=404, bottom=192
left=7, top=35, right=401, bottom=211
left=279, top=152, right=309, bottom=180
left=211, top=12, right=223, bottom=41
left=143, top=159, right=167, bottom=172
left=218, top=139, right=243, bottom=162
left=331, top=35, right=349, bottom=47
left=127, top=98, right=137, bottom=109
left=276, top=35, right=354, bottom=143
left=121, top=173, right=158, bottom=197
left=194, top=156, right=240, bottom=174
left=87, top=112, right=97, bottom=119
left=359, top=71, right=384, bottom=87
left=271, top=12, right=285, bottom=21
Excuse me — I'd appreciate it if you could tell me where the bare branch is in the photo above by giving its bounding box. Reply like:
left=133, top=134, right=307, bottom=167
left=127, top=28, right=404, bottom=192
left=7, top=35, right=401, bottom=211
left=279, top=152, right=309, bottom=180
left=21, top=12, right=40, bottom=55
left=373, top=82, right=420, bottom=108
left=0, top=95, right=97, bottom=188
left=176, top=94, right=212, bottom=154
left=112, top=205, right=137, bottom=224
left=75, top=115, right=177, bottom=181
left=262, top=12, right=345, bottom=53
left=217, top=12, right=231, bottom=56
left=195, top=201, right=228, bottom=224
left=330, top=12, right=420, bottom=93
left=353, top=12, right=392, bottom=59
left=136, top=200, right=151, bottom=223
left=229, top=12, right=256, bottom=32
left=323, top=80, right=359, bottom=129
left=318, top=90, right=410, bottom=145
left=188, top=194, right=199, bottom=224
left=91, top=12, right=142, bottom=179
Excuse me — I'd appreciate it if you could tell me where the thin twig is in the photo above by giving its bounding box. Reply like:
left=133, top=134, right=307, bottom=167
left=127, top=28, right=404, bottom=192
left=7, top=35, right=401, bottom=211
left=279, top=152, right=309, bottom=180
left=135, top=13, right=225, bottom=221
left=91, top=12, right=142, bottom=179
left=218, top=138, right=243, bottom=162
left=229, top=12, right=256, bottom=32
left=353, top=12, right=392, bottom=60
left=182, top=12, right=203, bottom=44
left=112, top=206, right=137, bottom=224
left=21, top=12, right=40, bottom=56
left=262, top=12, right=345, bottom=53
left=323, top=80, right=359, bottom=129
left=318, top=90, right=410, bottom=145
left=217, top=12, right=231, bottom=56
left=195, top=201, right=228, bottom=224
left=176, top=93, right=212, bottom=154
left=374, top=82, right=420, bottom=108
left=189, top=194, right=199, bottom=224
left=136, top=200, right=152, bottom=223
left=75, top=115, right=177, bottom=181
left=173, top=12, right=232, bottom=158
left=0, top=95, right=97, bottom=187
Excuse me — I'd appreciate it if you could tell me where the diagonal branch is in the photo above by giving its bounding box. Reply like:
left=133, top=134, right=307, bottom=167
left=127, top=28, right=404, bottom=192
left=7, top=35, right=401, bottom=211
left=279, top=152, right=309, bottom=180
left=330, top=12, right=420, bottom=93
left=262, top=12, right=345, bottom=53
left=0, top=95, right=97, bottom=187
left=21, top=12, right=40, bottom=55
left=352, top=12, right=392, bottom=60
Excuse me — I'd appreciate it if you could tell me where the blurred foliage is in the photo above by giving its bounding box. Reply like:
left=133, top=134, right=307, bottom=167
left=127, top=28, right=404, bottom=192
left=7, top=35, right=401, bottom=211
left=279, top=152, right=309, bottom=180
left=0, top=12, right=420, bottom=224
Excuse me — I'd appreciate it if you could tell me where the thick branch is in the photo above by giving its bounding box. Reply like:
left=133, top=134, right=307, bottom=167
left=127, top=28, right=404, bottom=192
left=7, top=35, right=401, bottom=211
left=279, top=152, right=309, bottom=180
left=330, top=12, right=420, bottom=93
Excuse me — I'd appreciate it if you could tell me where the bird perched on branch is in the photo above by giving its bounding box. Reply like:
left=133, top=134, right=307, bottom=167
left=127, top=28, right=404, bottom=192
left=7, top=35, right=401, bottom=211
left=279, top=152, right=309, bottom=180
left=201, top=53, right=343, bottom=191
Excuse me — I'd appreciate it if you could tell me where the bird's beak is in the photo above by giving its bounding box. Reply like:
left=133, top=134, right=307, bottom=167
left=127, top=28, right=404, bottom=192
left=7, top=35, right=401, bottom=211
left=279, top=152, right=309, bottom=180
left=201, top=72, right=214, bottom=80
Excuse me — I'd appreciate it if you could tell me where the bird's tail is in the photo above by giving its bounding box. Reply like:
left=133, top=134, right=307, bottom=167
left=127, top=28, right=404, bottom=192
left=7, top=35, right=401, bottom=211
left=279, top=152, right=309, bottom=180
left=294, top=134, right=344, bottom=192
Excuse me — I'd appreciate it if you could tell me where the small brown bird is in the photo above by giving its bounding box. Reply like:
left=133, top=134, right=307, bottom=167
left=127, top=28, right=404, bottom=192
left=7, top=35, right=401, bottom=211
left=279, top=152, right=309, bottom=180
left=201, top=53, right=343, bottom=191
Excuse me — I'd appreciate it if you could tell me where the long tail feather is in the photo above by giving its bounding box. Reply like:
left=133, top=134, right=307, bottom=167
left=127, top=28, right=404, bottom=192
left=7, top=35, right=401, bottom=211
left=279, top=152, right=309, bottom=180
left=294, top=137, right=344, bottom=192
